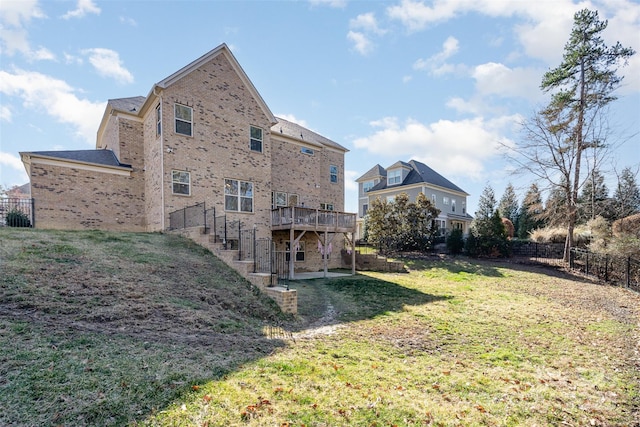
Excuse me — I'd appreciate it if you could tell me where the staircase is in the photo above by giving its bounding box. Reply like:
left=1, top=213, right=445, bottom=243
left=171, top=226, right=297, bottom=314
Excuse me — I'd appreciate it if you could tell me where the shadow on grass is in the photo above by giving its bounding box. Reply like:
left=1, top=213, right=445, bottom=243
left=291, top=274, right=452, bottom=327
left=401, top=255, right=506, bottom=278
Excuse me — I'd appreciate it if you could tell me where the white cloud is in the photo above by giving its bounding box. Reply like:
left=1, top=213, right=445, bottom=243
left=353, top=115, right=518, bottom=179
left=0, top=104, right=11, bottom=122
left=119, top=16, right=137, bottom=26
left=0, top=151, right=26, bottom=173
left=347, top=31, right=374, bottom=56
left=413, top=36, right=463, bottom=76
left=472, top=62, right=545, bottom=101
left=62, top=0, right=101, bottom=20
left=309, top=0, right=347, bottom=8
left=82, top=48, right=134, bottom=84
left=0, top=0, right=52, bottom=60
left=0, top=68, right=106, bottom=144
left=344, top=170, right=359, bottom=192
left=350, top=12, right=386, bottom=35
left=276, top=114, right=308, bottom=128
left=387, top=0, right=459, bottom=32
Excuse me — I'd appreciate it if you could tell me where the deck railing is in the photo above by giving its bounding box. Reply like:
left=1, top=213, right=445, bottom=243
left=271, top=206, right=356, bottom=231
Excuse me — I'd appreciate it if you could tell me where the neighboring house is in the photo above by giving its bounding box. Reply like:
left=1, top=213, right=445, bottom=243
left=6, top=183, right=31, bottom=199
left=20, top=43, right=355, bottom=275
left=356, top=160, right=472, bottom=239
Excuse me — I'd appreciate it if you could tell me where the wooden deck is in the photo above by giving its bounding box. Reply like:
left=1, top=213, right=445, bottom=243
left=271, top=207, right=356, bottom=233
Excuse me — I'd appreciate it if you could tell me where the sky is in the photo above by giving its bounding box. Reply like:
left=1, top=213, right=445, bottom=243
left=1, top=0, right=639, bottom=216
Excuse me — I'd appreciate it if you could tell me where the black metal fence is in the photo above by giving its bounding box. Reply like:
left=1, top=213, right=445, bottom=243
left=510, top=241, right=565, bottom=262
left=168, top=203, right=289, bottom=287
left=0, top=198, right=34, bottom=228
left=570, top=248, right=640, bottom=292
left=168, top=202, right=206, bottom=230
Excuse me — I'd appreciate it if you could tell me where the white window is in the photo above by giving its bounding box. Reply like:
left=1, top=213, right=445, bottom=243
left=273, top=191, right=287, bottom=208
left=363, top=180, right=374, bottom=193
left=330, top=165, right=338, bottom=183
left=288, top=194, right=299, bottom=206
left=462, top=201, right=466, bottom=214
left=286, top=241, right=305, bottom=262
left=156, top=104, right=162, bottom=137
left=225, top=179, right=253, bottom=212
left=388, top=169, right=401, bottom=185
left=301, top=147, right=314, bottom=155
left=431, top=194, right=436, bottom=203
left=174, top=104, right=192, bottom=136
left=387, top=196, right=395, bottom=203
left=320, top=203, right=334, bottom=211
left=452, top=200, right=456, bottom=212
left=171, top=170, right=190, bottom=195
left=443, top=197, right=450, bottom=205
left=362, top=204, right=368, bottom=216
left=250, top=126, right=263, bottom=152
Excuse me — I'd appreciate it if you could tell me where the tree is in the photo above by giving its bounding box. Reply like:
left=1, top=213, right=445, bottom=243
left=366, top=193, right=440, bottom=253
left=517, top=183, right=545, bottom=238
left=544, top=185, right=568, bottom=228
left=468, top=185, right=509, bottom=257
left=578, top=169, right=611, bottom=222
left=498, top=183, right=519, bottom=229
left=505, top=9, right=634, bottom=260
left=611, top=167, right=640, bottom=220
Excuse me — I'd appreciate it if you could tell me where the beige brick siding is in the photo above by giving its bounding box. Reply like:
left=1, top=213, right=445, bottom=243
left=153, top=53, right=274, bottom=237
left=30, top=163, right=145, bottom=231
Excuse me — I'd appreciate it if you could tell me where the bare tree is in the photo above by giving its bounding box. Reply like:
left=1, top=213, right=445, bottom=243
left=504, top=9, right=634, bottom=260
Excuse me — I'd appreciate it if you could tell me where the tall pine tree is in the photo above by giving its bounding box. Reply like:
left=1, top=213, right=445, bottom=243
left=612, top=167, right=640, bottom=220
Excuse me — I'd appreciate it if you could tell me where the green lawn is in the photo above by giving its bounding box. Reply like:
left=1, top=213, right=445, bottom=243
left=1, top=229, right=638, bottom=426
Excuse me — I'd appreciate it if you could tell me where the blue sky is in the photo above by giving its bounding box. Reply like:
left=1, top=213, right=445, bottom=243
left=1, top=0, right=638, bottom=216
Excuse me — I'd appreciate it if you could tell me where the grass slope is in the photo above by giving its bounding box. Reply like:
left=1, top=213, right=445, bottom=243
left=1, top=229, right=639, bottom=426
left=0, top=228, right=288, bottom=426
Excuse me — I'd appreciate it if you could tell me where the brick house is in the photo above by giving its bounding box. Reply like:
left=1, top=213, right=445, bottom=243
left=20, top=43, right=356, bottom=278
left=356, top=160, right=472, bottom=239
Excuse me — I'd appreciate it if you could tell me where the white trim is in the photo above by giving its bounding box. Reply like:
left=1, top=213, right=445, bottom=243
left=23, top=155, right=131, bottom=176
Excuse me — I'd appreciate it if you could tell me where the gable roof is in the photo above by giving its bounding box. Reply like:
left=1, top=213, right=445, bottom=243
left=273, top=117, right=348, bottom=152
left=369, top=159, right=468, bottom=195
left=356, top=164, right=386, bottom=182
left=108, top=96, right=146, bottom=114
left=20, top=150, right=131, bottom=169
left=97, top=44, right=276, bottom=144
left=153, top=43, right=275, bottom=124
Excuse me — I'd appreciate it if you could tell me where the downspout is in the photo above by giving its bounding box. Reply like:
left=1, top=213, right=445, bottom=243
left=154, top=86, right=165, bottom=231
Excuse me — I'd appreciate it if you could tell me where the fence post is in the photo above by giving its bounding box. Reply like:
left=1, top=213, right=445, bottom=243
left=30, top=198, right=35, bottom=228
left=238, top=221, right=242, bottom=260
left=604, top=254, right=608, bottom=282
left=182, top=207, right=186, bottom=230
left=627, top=257, right=631, bottom=288
left=253, top=227, right=257, bottom=273
left=203, top=202, right=206, bottom=230
left=586, top=251, right=589, bottom=275
left=224, top=216, right=227, bottom=249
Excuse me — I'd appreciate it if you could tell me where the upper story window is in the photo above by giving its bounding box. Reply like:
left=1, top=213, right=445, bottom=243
left=452, top=200, right=456, bottom=212
left=288, top=194, right=299, bottom=206
left=225, top=179, right=253, bottom=212
left=250, top=126, right=263, bottom=153
left=443, top=197, right=450, bottom=205
left=330, top=165, right=338, bottom=183
left=388, top=169, right=401, bottom=185
left=301, top=147, right=314, bottom=155
left=431, top=194, right=437, bottom=203
left=462, top=201, right=466, bottom=214
left=171, top=170, right=190, bottom=196
left=362, top=204, right=369, bottom=216
left=273, top=191, right=287, bottom=208
left=156, top=104, right=162, bottom=137
left=363, top=180, right=374, bottom=193
left=174, top=104, right=192, bottom=136
left=320, top=203, right=334, bottom=211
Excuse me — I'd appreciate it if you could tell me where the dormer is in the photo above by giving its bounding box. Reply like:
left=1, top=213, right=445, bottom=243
left=385, top=161, right=412, bottom=186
